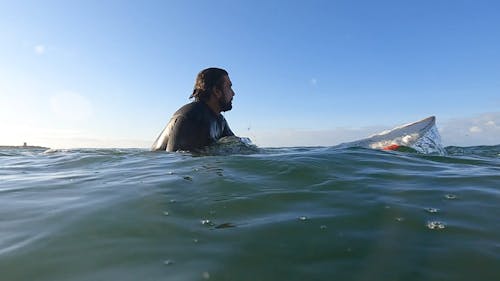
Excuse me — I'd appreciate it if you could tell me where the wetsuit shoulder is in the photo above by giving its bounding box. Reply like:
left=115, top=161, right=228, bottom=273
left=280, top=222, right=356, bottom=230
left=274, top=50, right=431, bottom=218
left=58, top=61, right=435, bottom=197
left=173, top=101, right=209, bottom=119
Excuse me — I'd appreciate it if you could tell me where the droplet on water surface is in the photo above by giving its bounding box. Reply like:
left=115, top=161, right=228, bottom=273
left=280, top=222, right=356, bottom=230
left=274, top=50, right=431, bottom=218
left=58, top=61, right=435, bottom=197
left=445, top=194, right=457, bottom=200
left=163, top=211, right=170, bottom=216
left=201, top=219, right=214, bottom=226
left=298, top=216, right=308, bottom=221
left=426, top=208, right=439, bottom=213
left=427, top=221, right=446, bottom=230
left=163, top=259, right=174, bottom=265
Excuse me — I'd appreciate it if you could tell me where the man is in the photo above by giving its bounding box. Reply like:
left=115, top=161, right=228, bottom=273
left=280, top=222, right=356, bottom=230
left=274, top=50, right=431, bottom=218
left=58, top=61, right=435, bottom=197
left=151, top=67, right=236, bottom=152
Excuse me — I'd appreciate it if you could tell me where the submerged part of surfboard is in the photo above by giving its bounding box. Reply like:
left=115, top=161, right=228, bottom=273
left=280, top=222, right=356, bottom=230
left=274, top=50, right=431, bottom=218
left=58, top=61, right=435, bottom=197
left=339, top=116, right=446, bottom=155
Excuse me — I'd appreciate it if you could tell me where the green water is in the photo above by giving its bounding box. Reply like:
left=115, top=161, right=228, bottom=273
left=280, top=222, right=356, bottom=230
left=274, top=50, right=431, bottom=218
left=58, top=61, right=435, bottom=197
left=1, top=146, right=499, bottom=281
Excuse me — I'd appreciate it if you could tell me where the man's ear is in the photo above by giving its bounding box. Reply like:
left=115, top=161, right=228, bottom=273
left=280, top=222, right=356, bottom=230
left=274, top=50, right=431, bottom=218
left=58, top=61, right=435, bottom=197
left=212, top=86, right=221, bottom=98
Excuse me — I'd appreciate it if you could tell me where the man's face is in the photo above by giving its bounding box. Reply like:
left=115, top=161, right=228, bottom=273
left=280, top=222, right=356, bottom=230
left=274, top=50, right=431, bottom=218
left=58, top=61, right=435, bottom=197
left=218, top=75, right=235, bottom=112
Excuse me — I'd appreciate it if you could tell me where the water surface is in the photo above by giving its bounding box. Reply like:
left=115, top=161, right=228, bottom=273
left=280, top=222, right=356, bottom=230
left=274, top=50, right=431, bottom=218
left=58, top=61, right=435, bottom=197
left=1, top=146, right=499, bottom=281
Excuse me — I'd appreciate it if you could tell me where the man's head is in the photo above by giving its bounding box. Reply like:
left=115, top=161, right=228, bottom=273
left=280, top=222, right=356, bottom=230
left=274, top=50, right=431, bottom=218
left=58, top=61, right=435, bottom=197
left=190, top=67, right=234, bottom=112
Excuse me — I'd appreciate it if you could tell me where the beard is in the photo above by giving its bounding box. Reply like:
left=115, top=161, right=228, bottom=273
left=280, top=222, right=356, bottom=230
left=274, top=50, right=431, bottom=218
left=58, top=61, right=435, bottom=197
left=218, top=96, right=233, bottom=112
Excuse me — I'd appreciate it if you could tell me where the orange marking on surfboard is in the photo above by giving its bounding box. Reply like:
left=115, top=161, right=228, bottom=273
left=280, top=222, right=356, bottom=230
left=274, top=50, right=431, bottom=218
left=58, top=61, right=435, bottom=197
left=382, top=144, right=400, bottom=151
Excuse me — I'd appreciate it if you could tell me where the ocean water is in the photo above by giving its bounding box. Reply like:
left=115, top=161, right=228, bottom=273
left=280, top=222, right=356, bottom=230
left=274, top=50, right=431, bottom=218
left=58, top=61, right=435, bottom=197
left=1, top=145, right=499, bottom=281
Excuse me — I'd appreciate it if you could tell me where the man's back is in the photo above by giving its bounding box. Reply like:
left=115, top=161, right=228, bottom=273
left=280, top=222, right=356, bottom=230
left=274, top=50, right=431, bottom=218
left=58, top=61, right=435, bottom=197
left=151, top=101, right=234, bottom=152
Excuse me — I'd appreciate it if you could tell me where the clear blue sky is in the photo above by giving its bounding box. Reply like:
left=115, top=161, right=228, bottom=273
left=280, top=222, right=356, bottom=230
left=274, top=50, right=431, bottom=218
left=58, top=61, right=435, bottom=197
left=1, top=0, right=499, bottom=148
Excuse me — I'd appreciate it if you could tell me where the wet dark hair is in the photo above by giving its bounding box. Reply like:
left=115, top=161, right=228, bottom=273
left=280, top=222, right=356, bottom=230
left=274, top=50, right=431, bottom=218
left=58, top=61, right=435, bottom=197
left=189, top=67, right=228, bottom=102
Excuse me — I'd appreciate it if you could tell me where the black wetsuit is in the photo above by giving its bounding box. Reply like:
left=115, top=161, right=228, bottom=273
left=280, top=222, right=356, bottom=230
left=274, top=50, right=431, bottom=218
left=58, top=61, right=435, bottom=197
left=152, top=101, right=234, bottom=152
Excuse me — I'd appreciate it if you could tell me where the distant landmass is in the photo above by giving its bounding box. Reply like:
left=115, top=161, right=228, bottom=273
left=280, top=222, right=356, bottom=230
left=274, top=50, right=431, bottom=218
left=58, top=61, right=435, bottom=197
left=0, top=143, right=49, bottom=149
left=0, top=146, right=49, bottom=149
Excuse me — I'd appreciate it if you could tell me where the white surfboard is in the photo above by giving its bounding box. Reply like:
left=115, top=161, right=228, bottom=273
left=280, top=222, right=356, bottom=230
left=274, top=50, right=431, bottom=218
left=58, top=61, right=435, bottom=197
left=339, top=116, right=446, bottom=154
